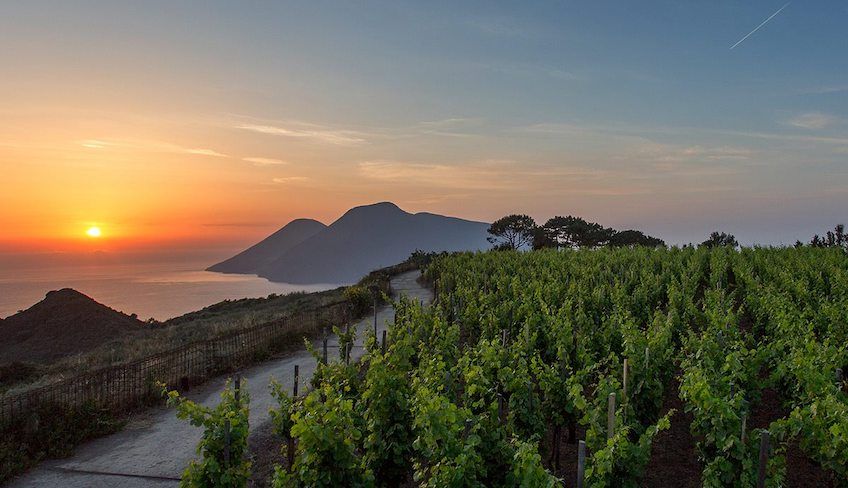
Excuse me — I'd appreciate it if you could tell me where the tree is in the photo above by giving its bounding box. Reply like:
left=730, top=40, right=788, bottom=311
left=810, top=224, right=846, bottom=249
left=700, top=231, right=738, bottom=249
left=541, top=216, right=614, bottom=249
left=487, top=215, right=536, bottom=250
left=608, top=230, right=665, bottom=248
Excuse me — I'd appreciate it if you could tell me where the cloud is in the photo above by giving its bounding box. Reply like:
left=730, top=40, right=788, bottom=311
left=76, top=138, right=228, bottom=157
left=236, top=123, right=367, bottom=146
left=786, top=112, right=838, bottom=130
left=183, top=148, right=228, bottom=157
left=243, top=157, right=288, bottom=166
left=79, top=139, right=112, bottom=149
left=358, top=159, right=619, bottom=194
left=801, top=85, right=848, bottom=95
left=272, top=176, right=309, bottom=184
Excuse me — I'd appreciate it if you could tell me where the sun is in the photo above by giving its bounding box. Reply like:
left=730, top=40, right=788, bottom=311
left=86, top=226, right=102, bottom=238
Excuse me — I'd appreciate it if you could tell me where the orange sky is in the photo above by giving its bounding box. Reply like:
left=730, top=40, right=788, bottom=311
left=3, top=2, right=847, bottom=253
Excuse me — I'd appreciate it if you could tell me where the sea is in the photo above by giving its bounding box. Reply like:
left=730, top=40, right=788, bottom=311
left=0, top=255, right=337, bottom=321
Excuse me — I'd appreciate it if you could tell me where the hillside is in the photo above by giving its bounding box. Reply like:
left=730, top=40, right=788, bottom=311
left=0, top=288, right=146, bottom=364
left=207, top=218, right=327, bottom=274
left=211, top=202, right=490, bottom=284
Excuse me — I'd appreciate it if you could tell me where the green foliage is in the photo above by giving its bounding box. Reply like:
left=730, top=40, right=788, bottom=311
left=268, top=246, right=848, bottom=486
left=361, top=337, right=415, bottom=485
left=0, top=401, right=123, bottom=483
left=273, top=385, right=372, bottom=488
left=344, top=285, right=373, bottom=317
left=163, top=379, right=251, bottom=488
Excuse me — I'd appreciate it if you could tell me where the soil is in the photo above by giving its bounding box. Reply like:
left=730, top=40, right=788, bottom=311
left=642, top=376, right=701, bottom=488
left=747, top=387, right=838, bottom=487
left=247, top=419, right=284, bottom=487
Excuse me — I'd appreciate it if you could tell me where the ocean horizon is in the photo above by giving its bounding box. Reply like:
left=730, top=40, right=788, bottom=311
left=0, top=256, right=337, bottom=321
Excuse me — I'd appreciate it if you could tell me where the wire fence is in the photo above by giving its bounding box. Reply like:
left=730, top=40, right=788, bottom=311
left=0, top=301, right=351, bottom=423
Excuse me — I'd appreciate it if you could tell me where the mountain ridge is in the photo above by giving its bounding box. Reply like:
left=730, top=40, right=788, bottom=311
left=207, top=218, right=327, bottom=274
left=209, top=202, right=490, bottom=284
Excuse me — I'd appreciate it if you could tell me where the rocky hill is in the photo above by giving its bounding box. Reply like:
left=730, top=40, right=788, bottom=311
left=0, top=289, right=146, bottom=364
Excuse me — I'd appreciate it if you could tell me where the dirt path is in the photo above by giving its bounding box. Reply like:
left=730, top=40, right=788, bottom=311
left=10, top=271, right=432, bottom=488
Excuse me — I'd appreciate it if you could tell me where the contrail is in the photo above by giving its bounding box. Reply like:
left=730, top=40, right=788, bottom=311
left=730, top=2, right=790, bottom=50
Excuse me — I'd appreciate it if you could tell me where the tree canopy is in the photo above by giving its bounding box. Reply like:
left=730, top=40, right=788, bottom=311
left=608, top=229, right=665, bottom=248
left=487, top=214, right=537, bottom=250
left=700, top=231, right=738, bottom=249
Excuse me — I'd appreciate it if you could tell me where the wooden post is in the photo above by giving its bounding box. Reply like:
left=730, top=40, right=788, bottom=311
left=623, top=359, right=629, bottom=401
left=293, top=365, right=299, bottom=397
left=322, top=337, right=328, bottom=364
left=498, top=393, right=505, bottom=422
left=577, top=440, right=586, bottom=488
left=757, top=431, right=770, bottom=488
left=502, top=329, right=508, bottom=347
left=741, top=415, right=748, bottom=444
left=607, top=392, right=616, bottom=439
left=381, top=330, right=387, bottom=353
left=645, top=346, right=650, bottom=369
left=553, top=425, right=561, bottom=472
left=287, top=435, right=295, bottom=472
left=223, top=420, right=231, bottom=467
left=234, top=374, right=241, bottom=405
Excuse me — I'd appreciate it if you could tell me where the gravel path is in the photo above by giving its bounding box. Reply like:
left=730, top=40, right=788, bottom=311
left=10, top=271, right=432, bottom=487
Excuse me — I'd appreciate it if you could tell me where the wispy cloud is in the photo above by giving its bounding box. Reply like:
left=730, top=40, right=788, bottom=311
left=236, top=123, right=367, bottom=146
left=272, top=176, right=309, bottom=184
left=183, top=147, right=228, bottom=157
left=786, top=112, right=838, bottom=130
left=77, top=138, right=228, bottom=157
left=358, top=159, right=618, bottom=193
left=243, top=157, right=288, bottom=166
left=519, top=121, right=848, bottom=146
left=801, top=85, right=848, bottom=95
left=730, top=2, right=791, bottom=50
left=78, top=139, right=112, bottom=149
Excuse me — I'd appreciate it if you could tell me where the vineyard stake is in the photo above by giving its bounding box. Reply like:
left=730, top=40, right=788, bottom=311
left=553, top=425, right=561, bottom=472
left=741, top=415, right=747, bottom=444
left=381, top=330, right=387, bottom=353
left=287, top=435, right=294, bottom=473
left=293, top=365, right=299, bottom=397
left=757, top=431, right=770, bottom=488
left=607, top=392, right=616, bottom=439
left=234, top=374, right=241, bottom=405
left=497, top=393, right=505, bottom=422
left=322, top=338, right=328, bottom=364
left=623, top=359, right=629, bottom=402
left=576, top=440, right=586, bottom=488
left=502, top=329, right=508, bottom=347
left=645, top=346, right=650, bottom=369
left=223, top=419, right=231, bottom=467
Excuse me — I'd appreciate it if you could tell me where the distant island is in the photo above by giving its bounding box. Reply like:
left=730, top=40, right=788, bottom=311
left=207, top=202, right=490, bottom=284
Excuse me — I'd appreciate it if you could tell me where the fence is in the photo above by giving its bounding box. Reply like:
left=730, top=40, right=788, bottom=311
left=0, top=300, right=352, bottom=423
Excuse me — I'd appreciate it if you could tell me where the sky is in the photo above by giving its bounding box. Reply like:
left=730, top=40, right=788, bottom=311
left=1, top=0, right=847, bottom=256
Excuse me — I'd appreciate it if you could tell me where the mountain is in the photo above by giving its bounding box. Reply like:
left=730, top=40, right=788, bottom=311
left=0, top=289, right=146, bottom=364
left=208, top=218, right=327, bottom=274
left=210, top=202, right=490, bottom=284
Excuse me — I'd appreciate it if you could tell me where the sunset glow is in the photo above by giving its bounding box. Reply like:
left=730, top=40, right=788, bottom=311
left=86, top=227, right=102, bottom=238
left=1, top=2, right=846, bottom=254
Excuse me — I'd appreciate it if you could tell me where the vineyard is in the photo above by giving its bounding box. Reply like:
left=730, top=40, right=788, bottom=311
left=175, top=247, right=847, bottom=487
